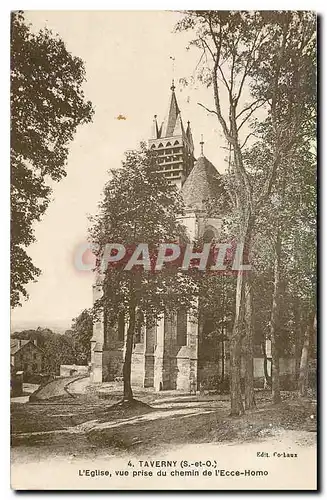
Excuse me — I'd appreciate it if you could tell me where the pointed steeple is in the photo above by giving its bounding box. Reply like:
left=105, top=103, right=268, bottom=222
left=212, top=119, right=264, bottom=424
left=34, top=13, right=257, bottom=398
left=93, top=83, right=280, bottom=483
left=200, top=134, right=204, bottom=156
left=150, top=114, right=161, bottom=139
left=173, top=112, right=185, bottom=136
left=148, top=82, right=195, bottom=189
left=186, top=120, right=194, bottom=151
left=162, top=80, right=180, bottom=137
left=150, top=115, right=158, bottom=139
left=157, top=121, right=163, bottom=138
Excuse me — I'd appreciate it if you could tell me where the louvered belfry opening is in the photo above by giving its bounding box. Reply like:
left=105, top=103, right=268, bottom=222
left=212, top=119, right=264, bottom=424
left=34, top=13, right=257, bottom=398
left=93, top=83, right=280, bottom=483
left=148, top=82, right=195, bottom=190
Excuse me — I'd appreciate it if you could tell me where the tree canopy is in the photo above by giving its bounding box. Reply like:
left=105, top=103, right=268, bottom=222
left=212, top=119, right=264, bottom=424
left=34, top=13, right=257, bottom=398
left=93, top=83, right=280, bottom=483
left=11, top=11, right=94, bottom=307
left=64, top=309, right=94, bottom=365
left=90, top=145, right=197, bottom=400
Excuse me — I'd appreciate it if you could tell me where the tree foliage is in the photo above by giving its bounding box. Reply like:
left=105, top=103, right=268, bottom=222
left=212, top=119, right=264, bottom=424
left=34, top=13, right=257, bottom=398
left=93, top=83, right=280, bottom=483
left=176, top=10, right=316, bottom=410
left=64, top=309, right=94, bottom=365
left=90, top=145, right=196, bottom=325
left=90, top=145, right=197, bottom=400
left=11, top=11, right=94, bottom=307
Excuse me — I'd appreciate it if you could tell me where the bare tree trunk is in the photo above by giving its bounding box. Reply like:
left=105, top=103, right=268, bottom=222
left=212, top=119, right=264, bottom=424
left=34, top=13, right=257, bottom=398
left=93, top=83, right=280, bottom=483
left=221, top=335, right=225, bottom=384
left=230, top=271, right=245, bottom=416
left=298, top=326, right=310, bottom=397
left=298, top=312, right=315, bottom=397
left=244, top=277, right=255, bottom=409
left=293, top=297, right=302, bottom=382
left=230, top=216, right=253, bottom=416
left=220, top=280, right=225, bottom=385
left=230, top=335, right=244, bottom=415
left=123, top=299, right=136, bottom=402
left=197, top=318, right=204, bottom=392
left=262, top=340, right=272, bottom=388
left=271, top=231, right=281, bottom=404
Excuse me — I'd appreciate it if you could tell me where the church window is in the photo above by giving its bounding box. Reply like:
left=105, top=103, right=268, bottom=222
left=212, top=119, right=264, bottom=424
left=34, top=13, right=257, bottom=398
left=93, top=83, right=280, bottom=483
left=134, top=310, right=144, bottom=344
left=151, top=144, right=156, bottom=149
left=203, top=228, right=216, bottom=243
left=174, top=140, right=179, bottom=145
left=177, top=309, right=187, bottom=346
left=166, top=142, right=171, bottom=147
left=158, top=143, right=164, bottom=148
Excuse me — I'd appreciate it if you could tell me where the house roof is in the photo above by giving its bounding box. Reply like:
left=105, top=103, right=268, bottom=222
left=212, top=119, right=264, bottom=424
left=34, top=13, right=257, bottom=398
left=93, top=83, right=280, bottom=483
left=10, top=339, right=42, bottom=355
left=181, top=155, right=226, bottom=211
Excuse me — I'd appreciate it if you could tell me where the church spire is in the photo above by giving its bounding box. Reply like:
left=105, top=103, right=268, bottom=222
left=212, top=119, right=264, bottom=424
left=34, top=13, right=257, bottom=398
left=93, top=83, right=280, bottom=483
left=186, top=120, right=194, bottom=152
left=148, top=83, right=195, bottom=189
left=150, top=114, right=160, bottom=139
left=162, top=81, right=180, bottom=137
left=170, top=78, right=175, bottom=92
left=200, top=134, right=204, bottom=156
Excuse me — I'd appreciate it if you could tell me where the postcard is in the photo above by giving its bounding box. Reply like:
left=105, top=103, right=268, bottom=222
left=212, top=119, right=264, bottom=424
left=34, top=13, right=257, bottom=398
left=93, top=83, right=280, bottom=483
left=10, top=10, right=317, bottom=491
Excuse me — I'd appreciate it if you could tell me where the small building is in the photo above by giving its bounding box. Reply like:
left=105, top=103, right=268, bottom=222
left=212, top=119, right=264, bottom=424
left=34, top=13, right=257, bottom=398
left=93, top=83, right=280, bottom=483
left=10, top=339, right=43, bottom=379
left=60, top=364, right=89, bottom=377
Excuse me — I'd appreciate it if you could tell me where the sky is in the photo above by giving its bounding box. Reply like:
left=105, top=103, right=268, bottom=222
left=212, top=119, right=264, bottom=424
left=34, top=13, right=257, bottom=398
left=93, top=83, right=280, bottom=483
left=11, top=10, right=229, bottom=332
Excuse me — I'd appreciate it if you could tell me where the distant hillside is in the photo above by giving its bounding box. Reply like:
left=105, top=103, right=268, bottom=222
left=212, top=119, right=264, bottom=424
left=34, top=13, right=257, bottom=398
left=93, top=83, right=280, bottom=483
left=11, top=320, right=69, bottom=335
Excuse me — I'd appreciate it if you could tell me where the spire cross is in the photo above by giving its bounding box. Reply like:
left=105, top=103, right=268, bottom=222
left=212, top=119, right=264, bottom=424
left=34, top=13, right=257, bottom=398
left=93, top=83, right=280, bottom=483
left=200, top=134, right=204, bottom=156
left=170, top=56, right=175, bottom=91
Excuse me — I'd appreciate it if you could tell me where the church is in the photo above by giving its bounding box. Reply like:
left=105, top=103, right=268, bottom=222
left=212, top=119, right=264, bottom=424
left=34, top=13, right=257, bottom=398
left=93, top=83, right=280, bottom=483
left=90, top=82, right=229, bottom=392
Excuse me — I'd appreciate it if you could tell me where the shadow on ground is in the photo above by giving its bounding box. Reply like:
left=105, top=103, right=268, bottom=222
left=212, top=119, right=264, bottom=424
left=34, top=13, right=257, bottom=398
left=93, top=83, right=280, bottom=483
left=11, top=387, right=316, bottom=461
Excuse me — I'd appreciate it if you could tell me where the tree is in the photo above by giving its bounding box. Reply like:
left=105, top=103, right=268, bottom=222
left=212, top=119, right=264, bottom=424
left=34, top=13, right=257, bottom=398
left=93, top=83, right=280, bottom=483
left=65, top=309, right=94, bottom=365
left=198, top=270, right=236, bottom=391
left=11, top=11, right=94, bottom=307
left=90, top=145, right=196, bottom=403
left=176, top=10, right=316, bottom=413
left=247, top=11, right=316, bottom=403
left=177, top=11, right=271, bottom=414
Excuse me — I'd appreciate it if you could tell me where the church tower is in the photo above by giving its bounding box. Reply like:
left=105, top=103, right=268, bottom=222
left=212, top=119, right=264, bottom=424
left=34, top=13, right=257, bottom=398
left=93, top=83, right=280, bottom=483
left=90, top=80, right=227, bottom=391
left=148, top=81, right=194, bottom=190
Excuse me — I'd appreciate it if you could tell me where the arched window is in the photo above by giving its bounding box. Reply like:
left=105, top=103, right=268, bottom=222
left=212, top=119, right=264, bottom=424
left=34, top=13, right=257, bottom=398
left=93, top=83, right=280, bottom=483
left=166, top=141, right=171, bottom=147
left=203, top=227, right=216, bottom=243
left=118, top=312, right=125, bottom=341
left=134, top=310, right=144, bottom=344
left=150, top=144, right=156, bottom=149
left=158, top=143, right=164, bottom=148
left=177, top=309, right=187, bottom=346
left=174, top=140, right=179, bottom=145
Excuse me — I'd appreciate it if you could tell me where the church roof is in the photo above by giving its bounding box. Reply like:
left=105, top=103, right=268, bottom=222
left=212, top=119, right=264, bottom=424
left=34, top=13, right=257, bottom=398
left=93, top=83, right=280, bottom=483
left=181, top=155, right=225, bottom=211
left=162, top=82, right=181, bottom=137
left=172, top=112, right=185, bottom=136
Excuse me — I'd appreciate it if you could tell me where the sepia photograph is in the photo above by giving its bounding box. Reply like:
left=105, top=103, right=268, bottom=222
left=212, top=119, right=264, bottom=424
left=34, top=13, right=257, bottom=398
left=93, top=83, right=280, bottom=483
left=10, top=10, right=317, bottom=490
